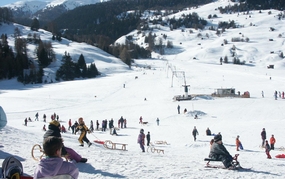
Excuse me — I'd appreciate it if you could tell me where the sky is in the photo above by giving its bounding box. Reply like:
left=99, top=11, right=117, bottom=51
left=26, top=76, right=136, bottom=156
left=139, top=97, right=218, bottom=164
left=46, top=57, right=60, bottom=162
left=1, top=0, right=285, bottom=178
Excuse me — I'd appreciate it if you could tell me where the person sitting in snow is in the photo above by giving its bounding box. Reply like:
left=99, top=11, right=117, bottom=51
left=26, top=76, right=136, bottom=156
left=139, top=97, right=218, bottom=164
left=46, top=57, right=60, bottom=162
left=209, top=134, right=234, bottom=169
left=61, top=125, right=66, bottom=133
left=34, top=136, right=79, bottom=179
left=206, top=127, right=211, bottom=136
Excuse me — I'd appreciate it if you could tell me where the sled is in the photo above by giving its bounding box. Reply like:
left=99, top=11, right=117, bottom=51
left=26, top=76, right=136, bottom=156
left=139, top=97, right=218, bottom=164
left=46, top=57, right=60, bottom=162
left=239, top=143, right=244, bottom=150
left=147, top=146, right=164, bottom=154
left=154, top=141, right=169, bottom=145
left=275, top=154, right=285, bottom=158
left=103, top=140, right=127, bottom=151
left=31, top=144, right=68, bottom=161
left=31, top=144, right=45, bottom=161
left=204, top=154, right=240, bottom=168
left=94, top=140, right=105, bottom=144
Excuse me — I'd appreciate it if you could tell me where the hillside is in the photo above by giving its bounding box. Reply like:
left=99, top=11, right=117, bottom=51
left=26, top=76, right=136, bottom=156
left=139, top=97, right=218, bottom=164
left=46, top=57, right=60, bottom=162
left=1, top=1, right=285, bottom=179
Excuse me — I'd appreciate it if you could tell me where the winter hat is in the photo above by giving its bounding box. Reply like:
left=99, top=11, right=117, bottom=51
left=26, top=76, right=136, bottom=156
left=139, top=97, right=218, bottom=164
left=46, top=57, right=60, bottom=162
left=50, top=120, right=60, bottom=127
left=214, top=134, right=222, bottom=142
left=78, top=117, right=83, bottom=123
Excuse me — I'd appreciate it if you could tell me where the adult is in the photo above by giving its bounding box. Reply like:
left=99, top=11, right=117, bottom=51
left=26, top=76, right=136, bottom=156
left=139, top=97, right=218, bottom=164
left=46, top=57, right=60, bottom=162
left=146, top=132, right=151, bottom=146
left=137, top=129, right=145, bottom=152
left=177, top=105, right=180, bottom=114
left=119, top=116, right=124, bottom=128
left=192, top=126, right=199, bottom=141
left=156, top=118, right=160, bottom=126
left=209, top=135, right=233, bottom=169
left=71, top=121, right=78, bottom=134
left=34, top=136, right=79, bottom=179
left=68, top=119, right=72, bottom=131
left=44, top=120, right=87, bottom=163
left=261, top=128, right=266, bottom=147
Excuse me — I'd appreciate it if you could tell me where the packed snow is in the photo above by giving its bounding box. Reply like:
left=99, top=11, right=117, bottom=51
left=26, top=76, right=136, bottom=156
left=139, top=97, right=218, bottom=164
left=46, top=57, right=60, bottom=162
left=1, top=0, right=285, bottom=178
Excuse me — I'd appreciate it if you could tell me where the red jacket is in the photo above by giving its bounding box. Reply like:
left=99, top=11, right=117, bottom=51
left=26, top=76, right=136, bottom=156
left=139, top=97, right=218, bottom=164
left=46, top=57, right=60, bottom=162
left=270, top=137, right=276, bottom=144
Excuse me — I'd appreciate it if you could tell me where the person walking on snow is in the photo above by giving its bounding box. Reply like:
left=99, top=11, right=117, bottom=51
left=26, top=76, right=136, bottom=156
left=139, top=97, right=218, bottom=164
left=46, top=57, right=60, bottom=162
left=156, top=118, right=159, bottom=126
left=68, top=119, right=72, bottom=131
left=261, top=128, right=266, bottom=147
left=270, top=134, right=276, bottom=150
left=35, top=112, right=39, bottom=121
left=76, top=117, right=92, bottom=147
left=139, top=116, right=143, bottom=124
left=146, top=132, right=151, bottom=146
left=137, top=129, right=145, bottom=152
left=265, top=140, right=272, bottom=159
left=236, top=135, right=243, bottom=151
left=192, top=126, right=199, bottom=141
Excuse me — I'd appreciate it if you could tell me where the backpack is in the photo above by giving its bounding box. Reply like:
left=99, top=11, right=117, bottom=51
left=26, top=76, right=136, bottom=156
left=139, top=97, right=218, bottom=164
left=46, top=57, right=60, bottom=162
left=1, top=156, right=23, bottom=179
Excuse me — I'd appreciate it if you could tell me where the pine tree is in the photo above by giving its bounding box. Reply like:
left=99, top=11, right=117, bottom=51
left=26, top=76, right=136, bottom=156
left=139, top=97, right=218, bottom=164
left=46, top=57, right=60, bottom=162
left=77, top=54, right=87, bottom=78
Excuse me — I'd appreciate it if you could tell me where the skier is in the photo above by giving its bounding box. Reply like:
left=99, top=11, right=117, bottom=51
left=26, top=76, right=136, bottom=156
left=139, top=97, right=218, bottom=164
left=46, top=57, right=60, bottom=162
left=146, top=132, right=151, bottom=146
left=265, top=140, right=272, bottom=159
left=261, top=128, right=266, bottom=147
left=76, top=117, right=92, bottom=147
left=270, top=134, right=276, bottom=150
left=192, top=126, right=199, bottom=141
left=209, top=135, right=234, bottom=169
left=137, top=129, right=145, bottom=152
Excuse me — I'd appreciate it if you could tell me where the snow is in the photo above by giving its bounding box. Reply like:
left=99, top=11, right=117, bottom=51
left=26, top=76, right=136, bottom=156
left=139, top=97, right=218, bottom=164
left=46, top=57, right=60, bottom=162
left=1, top=0, right=285, bottom=178
left=2, top=0, right=105, bottom=13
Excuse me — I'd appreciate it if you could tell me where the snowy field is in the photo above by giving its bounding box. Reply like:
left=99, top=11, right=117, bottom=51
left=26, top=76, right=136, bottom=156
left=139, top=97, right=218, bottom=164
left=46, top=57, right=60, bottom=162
left=1, top=0, right=285, bottom=178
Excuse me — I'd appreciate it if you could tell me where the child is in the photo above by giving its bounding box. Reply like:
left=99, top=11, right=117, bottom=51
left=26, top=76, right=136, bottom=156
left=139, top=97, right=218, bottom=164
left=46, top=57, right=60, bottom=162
left=236, top=135, right=243, bottom=151
left=270, top=134, right=276, bottom=150
left=76, top=117, right=92, bottom=147
left=34, top=136, right=79, bottom=179
left=265, top=140, right=271, bottom=159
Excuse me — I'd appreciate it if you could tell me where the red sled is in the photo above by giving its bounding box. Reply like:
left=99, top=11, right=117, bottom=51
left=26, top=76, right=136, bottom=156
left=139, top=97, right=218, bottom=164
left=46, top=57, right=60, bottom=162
left=275, top=154, right=285, bottom=158
left=94, top=140, right=104, bottom=144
